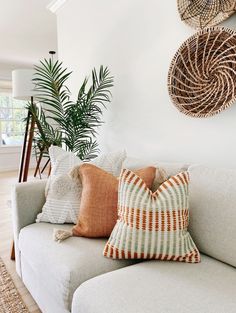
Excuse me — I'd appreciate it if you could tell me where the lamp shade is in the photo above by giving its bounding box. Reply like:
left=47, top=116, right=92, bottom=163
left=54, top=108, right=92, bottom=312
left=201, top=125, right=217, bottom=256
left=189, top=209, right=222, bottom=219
left=12, top=69, right=36, bottom=100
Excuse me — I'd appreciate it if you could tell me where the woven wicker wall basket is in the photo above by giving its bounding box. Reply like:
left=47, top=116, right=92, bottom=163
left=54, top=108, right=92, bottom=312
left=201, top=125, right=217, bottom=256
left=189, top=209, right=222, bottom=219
left=178, top=0, right=236, bottom=29
left=168, top=27, right=236, bottom=118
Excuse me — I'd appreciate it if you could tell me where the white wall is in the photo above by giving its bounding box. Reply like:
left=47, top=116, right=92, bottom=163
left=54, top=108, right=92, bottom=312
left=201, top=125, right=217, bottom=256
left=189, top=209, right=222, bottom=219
left=0, top=146, right=21, bottom=172
left=57, top=0, right=236, bottom=168
left=0, top=146, right=37, bottom=172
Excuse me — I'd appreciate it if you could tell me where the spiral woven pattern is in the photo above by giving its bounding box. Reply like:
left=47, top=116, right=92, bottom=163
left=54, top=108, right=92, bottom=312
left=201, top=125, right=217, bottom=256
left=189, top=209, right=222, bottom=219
left=178, top=0, right=236, bottom=29
left=168, top=27, right=236, bottom=118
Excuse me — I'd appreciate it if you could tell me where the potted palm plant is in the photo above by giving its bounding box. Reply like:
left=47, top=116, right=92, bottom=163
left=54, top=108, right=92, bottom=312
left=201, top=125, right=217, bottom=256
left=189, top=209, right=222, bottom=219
left=28, top=57, right=113, bottom=161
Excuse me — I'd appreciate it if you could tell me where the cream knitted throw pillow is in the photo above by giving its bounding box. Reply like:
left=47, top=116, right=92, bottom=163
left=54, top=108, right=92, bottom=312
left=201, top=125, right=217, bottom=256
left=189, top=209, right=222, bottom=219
left=36, top=146, right=126, bottom=224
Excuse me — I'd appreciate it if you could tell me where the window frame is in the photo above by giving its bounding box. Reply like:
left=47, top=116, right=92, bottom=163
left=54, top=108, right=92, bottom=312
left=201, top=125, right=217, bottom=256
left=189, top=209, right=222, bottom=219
left=0, top=83, right=27, bottom=148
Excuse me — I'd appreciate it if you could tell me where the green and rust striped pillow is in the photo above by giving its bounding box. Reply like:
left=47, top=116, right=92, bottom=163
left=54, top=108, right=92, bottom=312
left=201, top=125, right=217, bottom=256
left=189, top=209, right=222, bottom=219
left=104, top=169, right=200, bottom=263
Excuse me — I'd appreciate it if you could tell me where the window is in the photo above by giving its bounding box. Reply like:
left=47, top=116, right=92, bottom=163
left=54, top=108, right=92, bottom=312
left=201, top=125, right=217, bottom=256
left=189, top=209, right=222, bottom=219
left=0, top=93, right=27, bottom=146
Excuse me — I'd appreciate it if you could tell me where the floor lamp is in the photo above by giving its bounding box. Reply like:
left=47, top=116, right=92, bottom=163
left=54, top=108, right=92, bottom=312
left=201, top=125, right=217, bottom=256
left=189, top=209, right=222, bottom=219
left=11, top=69, right=36, bottom=260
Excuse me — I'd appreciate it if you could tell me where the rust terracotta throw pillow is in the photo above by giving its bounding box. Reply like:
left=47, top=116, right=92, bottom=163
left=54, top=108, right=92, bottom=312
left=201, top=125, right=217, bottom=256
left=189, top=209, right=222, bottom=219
left=72, top=164, right=156, bottom=238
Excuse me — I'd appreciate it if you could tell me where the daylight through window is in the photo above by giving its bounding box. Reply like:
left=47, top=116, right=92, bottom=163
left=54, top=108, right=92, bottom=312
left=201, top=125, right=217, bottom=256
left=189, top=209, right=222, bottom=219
left=0, top=93, right=27, bottom=146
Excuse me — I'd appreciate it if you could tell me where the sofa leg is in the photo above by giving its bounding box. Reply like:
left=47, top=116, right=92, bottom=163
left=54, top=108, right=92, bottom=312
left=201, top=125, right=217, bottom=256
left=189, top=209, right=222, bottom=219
left=10, top=241, right=15, bottom=261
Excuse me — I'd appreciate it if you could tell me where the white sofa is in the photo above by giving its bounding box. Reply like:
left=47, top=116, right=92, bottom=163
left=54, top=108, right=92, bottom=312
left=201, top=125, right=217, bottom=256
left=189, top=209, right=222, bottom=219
left=12, top=164, right=236, bottom=313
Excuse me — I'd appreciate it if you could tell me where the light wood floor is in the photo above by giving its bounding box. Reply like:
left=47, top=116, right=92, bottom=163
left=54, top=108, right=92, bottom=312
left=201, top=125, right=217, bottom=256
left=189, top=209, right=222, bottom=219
left=0, top=170, right=41, bottom=313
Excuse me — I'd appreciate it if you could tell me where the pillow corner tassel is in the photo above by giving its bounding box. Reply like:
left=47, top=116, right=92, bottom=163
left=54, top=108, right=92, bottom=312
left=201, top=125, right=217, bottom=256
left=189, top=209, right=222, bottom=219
left=53, top=228, right=73, bottom=243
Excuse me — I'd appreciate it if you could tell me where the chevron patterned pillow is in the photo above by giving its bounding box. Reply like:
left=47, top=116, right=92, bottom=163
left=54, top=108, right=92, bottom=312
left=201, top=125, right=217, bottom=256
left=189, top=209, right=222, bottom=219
left=104, top=169, right=200, bottom=263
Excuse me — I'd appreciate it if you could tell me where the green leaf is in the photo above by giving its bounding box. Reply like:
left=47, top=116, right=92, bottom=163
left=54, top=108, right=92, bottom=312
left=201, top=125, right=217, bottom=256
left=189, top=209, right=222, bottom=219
left=31, top=60, right=113, bottom=161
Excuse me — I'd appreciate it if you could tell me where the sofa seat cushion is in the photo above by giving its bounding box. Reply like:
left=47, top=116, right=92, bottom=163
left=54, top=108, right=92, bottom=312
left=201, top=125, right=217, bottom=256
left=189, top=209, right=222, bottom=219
left=72, top=255, right=236, bottom=313
left=18, top=223, right=136, bottom=312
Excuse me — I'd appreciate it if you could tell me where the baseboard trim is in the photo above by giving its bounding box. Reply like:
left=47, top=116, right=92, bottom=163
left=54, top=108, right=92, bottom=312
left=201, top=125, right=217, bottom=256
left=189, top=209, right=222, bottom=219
left=0, top=166, right=20, bottom=172
left=0, top=166, right=36, bottom=173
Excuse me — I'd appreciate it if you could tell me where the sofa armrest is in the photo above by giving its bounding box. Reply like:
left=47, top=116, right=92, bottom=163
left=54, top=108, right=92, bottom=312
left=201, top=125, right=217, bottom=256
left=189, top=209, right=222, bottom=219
left=12, top=179, right=47, bottom=238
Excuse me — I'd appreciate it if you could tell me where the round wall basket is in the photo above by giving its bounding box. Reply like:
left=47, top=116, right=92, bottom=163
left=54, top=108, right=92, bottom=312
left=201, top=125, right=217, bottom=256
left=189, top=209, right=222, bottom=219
left=178, top=0, right=236, bottom=29
left=168, top=27, right=236, bottom=118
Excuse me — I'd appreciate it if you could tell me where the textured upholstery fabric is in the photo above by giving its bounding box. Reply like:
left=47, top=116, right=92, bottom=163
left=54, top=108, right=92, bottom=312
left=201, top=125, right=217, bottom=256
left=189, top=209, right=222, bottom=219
left=72, top=255, right=236, bottom=313
left=73, top=165, right=156, bottom=238
left=11, top=179, right=47, bottom=276
left=19, top=223, right=137, bottom=312
left=36, top=147, right=126, bottom=224
left=123, top=157, right=188, bottom=174
left=21, top=254, right=70, bottom=313
left=189, top=165, right=236, bottom=267
left=104, top=169, right=200, bottom=262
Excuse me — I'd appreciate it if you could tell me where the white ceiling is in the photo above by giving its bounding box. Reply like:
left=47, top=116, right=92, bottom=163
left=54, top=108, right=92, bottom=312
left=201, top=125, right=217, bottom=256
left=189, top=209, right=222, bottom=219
left=0, top=0, right=57, bottom=80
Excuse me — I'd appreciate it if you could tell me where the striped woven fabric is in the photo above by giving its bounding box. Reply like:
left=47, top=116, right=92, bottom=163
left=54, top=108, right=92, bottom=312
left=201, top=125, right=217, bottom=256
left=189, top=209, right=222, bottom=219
left=104, top=169, right=200, bottom=263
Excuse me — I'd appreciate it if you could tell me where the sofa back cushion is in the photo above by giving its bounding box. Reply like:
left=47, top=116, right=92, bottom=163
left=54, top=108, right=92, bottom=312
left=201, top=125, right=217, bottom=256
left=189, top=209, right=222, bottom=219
left=123, top=157, right=188, bottom=174
left=188, top=165, right=236, bottom=268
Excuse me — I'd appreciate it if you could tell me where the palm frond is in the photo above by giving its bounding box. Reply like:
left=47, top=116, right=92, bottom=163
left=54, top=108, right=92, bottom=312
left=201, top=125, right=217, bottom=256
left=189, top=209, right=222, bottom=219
left=27, top=101, right=62, bottom=149
left=33, top=58, right=72, bottom=121
left=61, top=65, right=113, bottom=159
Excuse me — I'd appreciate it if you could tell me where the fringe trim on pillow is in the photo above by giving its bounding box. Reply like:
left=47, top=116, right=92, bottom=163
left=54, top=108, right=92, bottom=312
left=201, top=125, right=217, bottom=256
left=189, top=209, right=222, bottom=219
left=53, top=229, right=73, bottom=242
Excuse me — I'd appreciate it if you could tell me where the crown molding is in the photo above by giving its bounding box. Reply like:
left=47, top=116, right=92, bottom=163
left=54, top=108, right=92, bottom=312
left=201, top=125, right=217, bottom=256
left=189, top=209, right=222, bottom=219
left=47, top=0, right=68, bottom=14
